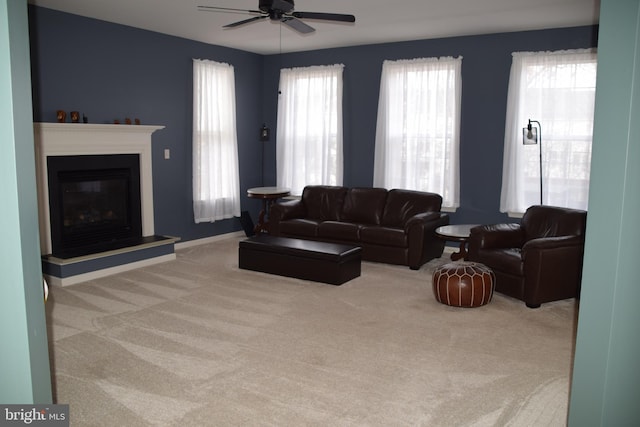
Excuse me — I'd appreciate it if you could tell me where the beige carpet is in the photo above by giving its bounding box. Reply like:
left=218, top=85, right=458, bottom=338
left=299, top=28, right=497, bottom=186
left=45, top=236, right=577, bottom=426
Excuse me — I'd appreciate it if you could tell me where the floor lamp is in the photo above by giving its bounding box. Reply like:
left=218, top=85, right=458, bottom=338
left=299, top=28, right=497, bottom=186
left=523, top=119, right=543, bottom=205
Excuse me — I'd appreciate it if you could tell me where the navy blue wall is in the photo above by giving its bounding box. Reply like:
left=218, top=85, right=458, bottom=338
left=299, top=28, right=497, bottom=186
left=28, top=5, right=598, bottom=243
left=261, top=26, right=598, bottom=225
left=28, top=6, right=264, bottom=243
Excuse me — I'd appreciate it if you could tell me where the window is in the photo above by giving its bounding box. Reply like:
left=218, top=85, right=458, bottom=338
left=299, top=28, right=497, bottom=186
left=276, top=64, right=344, bottom=196
left=373, top=57, right=462, bottom=209
left=192, top=59, right=241, bottom=223
left=500, top=49, right=597, bottom=214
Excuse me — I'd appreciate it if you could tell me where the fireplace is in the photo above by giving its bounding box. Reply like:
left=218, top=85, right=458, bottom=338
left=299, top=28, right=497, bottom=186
left=47, top=154, right=143, bottom=258
left=34, top=122, right=165, bottom=256
left=34, top=123, right=176, bottom=286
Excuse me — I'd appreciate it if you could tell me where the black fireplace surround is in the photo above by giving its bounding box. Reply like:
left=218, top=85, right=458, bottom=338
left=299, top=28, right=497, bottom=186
left=47, top=154, right=143, bottom=258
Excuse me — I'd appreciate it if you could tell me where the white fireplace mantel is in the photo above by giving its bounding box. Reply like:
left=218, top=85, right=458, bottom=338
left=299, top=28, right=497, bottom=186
left=33, top=122, right=165, bottom=255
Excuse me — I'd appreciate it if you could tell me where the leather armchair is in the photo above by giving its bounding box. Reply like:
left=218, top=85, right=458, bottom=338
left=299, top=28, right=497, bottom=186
left=467, top=205, right=587, bottom=308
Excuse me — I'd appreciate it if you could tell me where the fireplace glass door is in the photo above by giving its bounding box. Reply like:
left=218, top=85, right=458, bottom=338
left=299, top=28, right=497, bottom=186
left=48, top=154, right=142, bottom=258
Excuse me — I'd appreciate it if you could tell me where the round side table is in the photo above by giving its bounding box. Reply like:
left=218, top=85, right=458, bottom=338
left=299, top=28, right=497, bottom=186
left=247, top=186, right=290, bottom=233
left=435, top=224, right=480, bottom=261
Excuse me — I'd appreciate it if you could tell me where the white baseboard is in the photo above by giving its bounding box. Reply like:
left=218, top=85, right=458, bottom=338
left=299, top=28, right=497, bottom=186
left=175, top=231, right=245, bottom=250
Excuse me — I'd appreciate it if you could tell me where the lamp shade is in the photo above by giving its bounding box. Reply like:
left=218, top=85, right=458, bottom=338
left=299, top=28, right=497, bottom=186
left=523, top=126, right=538, bottom=144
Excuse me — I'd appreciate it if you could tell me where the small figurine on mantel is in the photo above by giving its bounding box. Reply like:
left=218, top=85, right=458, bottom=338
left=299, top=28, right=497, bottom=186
left=114, top=119, right=120, bottom=124
left=56, top=110, right=66, bottom=123
left=135, top=118, right=141, bottom=125
left=70, top=111, right=80, bottom=123
left=83, top=114, right=88, bottom=123
left=125, top=118, right=132, bottom=125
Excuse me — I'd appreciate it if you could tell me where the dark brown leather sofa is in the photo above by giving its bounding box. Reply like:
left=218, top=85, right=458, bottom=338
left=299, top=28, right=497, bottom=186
left=467, top=205, right=587, bottom=308
left=268, top=185, right=449, bottom=270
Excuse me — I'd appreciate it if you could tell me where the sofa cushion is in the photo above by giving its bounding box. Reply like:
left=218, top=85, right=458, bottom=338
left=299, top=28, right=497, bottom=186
left=341, top=187, right=388, bottom=225
left=381, top=189, right=443, bottom=228
left=279, top=219, right=321, bottom=238
left=360, top=226, right=408, bottom=248
left=318, top=221, right=360, bottom=241
left=301, top=186, right=348, bottom=221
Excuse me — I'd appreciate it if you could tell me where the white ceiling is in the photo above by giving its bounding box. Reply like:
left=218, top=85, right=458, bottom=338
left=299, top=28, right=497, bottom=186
left=28, top=0, right=600, bottom=55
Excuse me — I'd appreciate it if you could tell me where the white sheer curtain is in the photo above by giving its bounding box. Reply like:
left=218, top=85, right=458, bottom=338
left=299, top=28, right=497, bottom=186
left=500, top=49, right=597, bottom=214
left=192, top=59, right=241, bottom=223
left=276, top=64, right=344, bottom=196
left=373, top=57, right=462, bottom=209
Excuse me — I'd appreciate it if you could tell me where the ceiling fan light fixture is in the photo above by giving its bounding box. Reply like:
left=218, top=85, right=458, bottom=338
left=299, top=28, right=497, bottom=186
left=261, top=0, right=294, bottom=14
left=200, top=0, right=355, bottom=34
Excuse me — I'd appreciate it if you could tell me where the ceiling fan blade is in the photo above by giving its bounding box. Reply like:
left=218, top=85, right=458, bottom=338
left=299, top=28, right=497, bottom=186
left=291, top=12, right=355, bottom=23
left=272, top=0, right=294, bottom=13
left=197, top=5, right=263, bottom=15
left=223, top=16, right=267, bottom=28
left=281, top=17, right=315, bottom=34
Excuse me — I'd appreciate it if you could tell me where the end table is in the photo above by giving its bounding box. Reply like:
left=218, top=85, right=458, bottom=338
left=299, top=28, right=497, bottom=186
left=247, top=186, right=290, bottom=233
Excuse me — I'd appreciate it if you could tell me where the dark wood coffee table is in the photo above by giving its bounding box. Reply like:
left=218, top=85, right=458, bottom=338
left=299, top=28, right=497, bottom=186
left=435, top=224, right=480, bottom=261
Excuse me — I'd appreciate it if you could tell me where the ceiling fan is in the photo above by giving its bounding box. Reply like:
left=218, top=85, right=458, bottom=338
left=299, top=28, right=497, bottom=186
left=197, top=0, right=355, bottom=34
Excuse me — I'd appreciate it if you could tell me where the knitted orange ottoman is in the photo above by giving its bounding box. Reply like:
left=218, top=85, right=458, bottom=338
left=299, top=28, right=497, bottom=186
left=432, top=261, right=495, bottom=307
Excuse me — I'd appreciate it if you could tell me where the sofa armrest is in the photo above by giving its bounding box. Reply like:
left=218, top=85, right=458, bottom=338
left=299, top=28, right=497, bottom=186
left=270, top=199, right=305, bottom=220
left=405, top=212, right=449, bottom=269
left=404, top=211, right=442, bottom=232
left=268, top=199, right=306, bottom=235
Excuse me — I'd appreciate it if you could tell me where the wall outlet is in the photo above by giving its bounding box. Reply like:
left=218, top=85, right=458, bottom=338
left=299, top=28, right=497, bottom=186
left=164, top=149, right=170, bottom=160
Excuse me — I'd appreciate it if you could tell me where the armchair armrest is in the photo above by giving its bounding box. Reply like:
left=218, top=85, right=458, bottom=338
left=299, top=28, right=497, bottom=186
left=467, top=223, right=524, bottom=262
left=521, top=234, right=586, bottom=306
left=522, top=235, right=584, bottom=253
left=469, top=223, right=525, bottom=250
